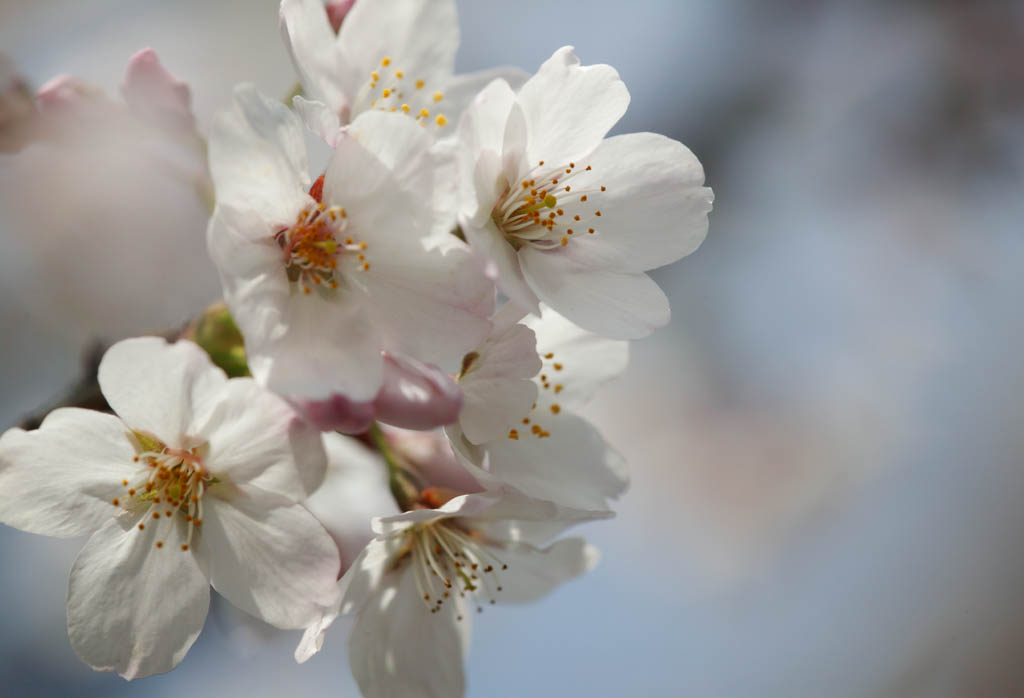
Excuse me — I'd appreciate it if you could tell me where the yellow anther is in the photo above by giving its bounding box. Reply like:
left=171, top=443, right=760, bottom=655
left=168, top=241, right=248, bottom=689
left=382, top=88, right=391, bottom=97
left=435, top=114, right=448, bottom=127
left=415, top=79, right=425, bottom=89
left=401, top=103, right=411, bottom=113
left=381, top=56, right=391, bottom=66
left=419, top=108, right=430, bottom=118
left=371, top=71, right=379, bottom=81
left=433, top=91, right=443, bottom=102
left=395, top=70, right=404, bottom=79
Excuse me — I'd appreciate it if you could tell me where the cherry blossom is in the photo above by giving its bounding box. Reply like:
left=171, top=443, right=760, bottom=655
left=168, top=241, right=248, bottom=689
left=456, top=46, right=715, bottom=339
left=206, top=84, right=493, bottom=403
left=0, top=337, right=339, bottom=678
left=298, top=484, right=604, bottom=698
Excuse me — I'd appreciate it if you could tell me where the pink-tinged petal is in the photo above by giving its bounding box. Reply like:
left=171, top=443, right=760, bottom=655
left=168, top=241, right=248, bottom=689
left=337, top=0, right=458, bottom=115
left=0, top=409, right=134, bottom=537
left=373, top=353, right=463, bottom=430
left=98, top=338, right=227, bottom=447
left=194, top=494, right=341, bottom=630
left=486, top=538, right=598, bottom=603
left=349, top=564, right=469, bottom=698
left=520, top=247, right=670, bottom=339
left=293, top=95, right=343, bottom=146
left=525, top=306, right=629, bottom=412
left=305, top=434, right=399, bottom=573
left=120, top=48, right=194, bottom=130
left=67, top=518, right=209, bottom=679
left=386, top=427, right=485, bottom=494
left=453, top=414, right=628, bottom=512
left=556, top=132, right=713, bottom=273
left=459, top=317, right=541, bottom=445
left=280, top=0, right=348, bottom=115
left=296, top=393, right=376, bottom=434
left=209, top=83, right=311, bottom=225
left=518, top=46, right=630, bottom=169
left=325, top=0, right=356, bottom=32
left=35, top=74, right=104, bottom=112
left=197, top=378, right=327, bottom=500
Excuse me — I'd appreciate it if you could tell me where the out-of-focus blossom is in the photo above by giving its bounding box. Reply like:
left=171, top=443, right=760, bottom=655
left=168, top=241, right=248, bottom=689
left=279, top=0, right=526, bottom=132
left=0, top=49, right=217, bottom=345
left=449, top=305, right=630, bottom=511
left=207, top=84, right=493, bottom=403
left=0, top=338, right=339, bottom=679
left=456, top=46, right=714, bottom=339
left=304, top=433, right=398, bottom=573
left=297, top=487, right=603, bottom=698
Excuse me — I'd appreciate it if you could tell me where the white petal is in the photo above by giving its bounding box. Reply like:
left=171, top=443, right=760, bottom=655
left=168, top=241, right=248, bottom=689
left=557, top=132, right=713, bottom=273
left=280, top=0, right=348, bottom=115
left=443, top=66, right=528, bottom=133
left=197, top=378, right=327, bottom=500
left=486, top=537, right=598, bottom=603
left=98, top=337, right=226, bottom=446
left=306, top=434, right=399, bottom=570
left=456, top=78, right=517, bottom=208
left=361, top=244, right=493, bottom=367
left=0, top=409, right=133, bottom=537
left=517, top=46, right=630, bottom=169
left=345, top=110, right=436, bottom=197
left=520, top=247, right=670, bottom=339
left=456, top=414, right=628, bottom=511
left=337, top=0, right=458, bottom=115
left=194, top=494, right=340, bottom=630
left=459, top=322, right=541, bottom=444
left=252, top=290, right=385, bottom=403
left=525, top=306, right=629, bottom=411
left=209, top=83, right=310, bottom=224
left=463, top=217, right=540, bottom=314
left=67, top=518, right=209, bottom=679
left=349, top=565, right=469, bottom=698
left=293, top=95, right=343, bottom=146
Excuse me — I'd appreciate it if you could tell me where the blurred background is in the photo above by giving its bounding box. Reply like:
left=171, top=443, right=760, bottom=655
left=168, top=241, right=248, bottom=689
left=2, top=0, right=1023, bottom=695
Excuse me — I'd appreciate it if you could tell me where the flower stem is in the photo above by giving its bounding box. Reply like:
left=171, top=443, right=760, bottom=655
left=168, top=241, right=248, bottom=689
left=367, top=423, right=421, bottom=511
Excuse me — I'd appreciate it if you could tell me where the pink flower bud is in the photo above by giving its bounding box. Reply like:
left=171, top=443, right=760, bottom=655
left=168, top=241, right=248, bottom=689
left=325, top=0, right=356, bottom=32
left=373, top=353, right=463, bottom=431
left=121, top=48, right=195, bottom=131
left=295, top=394, right=377, bottom=434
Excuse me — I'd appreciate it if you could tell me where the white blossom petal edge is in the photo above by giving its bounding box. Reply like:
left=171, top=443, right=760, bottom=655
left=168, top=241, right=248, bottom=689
left=0, top=337, right=340, bottom=679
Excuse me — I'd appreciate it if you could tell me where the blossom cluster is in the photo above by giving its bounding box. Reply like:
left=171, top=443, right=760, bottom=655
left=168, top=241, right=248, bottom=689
left=0, top=1, right=712, bottom=696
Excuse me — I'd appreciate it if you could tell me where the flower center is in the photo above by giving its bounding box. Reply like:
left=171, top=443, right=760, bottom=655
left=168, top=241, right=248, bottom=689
left=354, top=56, right=449, bottom=128
left=275, top=176, right=370, bottom=296
left=402, top=520, right=507, bottom=620
left=113, top=430, right=211, bottom=551
left=493, top=160, right=606, bottom=251
left=491, top=159, right=602, bottom=249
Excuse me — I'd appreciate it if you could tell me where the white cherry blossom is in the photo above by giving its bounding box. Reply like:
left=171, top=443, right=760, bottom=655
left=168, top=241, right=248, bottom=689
left=0, top=337, right=339, bottom=679
left=297, top=486, right=604, bottom=698
left=449, top=305, right=630, bottom=511
left=207, top=84, right=493, bottom=403
left=457, top=46, right=715, bottom=339
left=279, top=0, right=526, bottom=136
